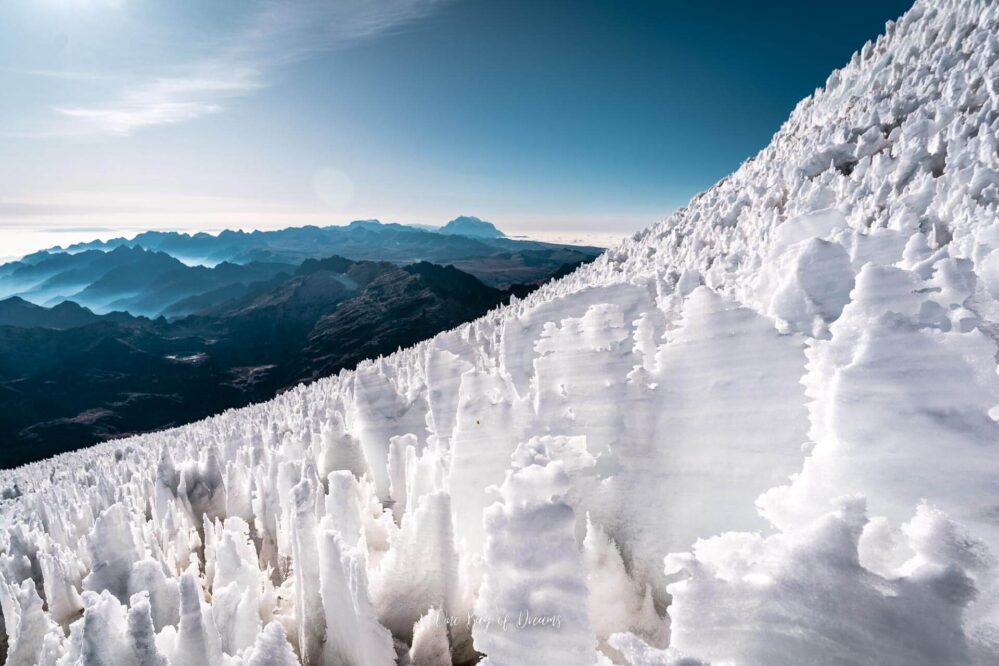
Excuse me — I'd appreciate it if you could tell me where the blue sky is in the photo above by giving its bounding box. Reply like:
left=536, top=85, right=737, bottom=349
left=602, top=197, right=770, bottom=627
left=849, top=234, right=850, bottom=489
left=0, top=0, right=913, bottom=256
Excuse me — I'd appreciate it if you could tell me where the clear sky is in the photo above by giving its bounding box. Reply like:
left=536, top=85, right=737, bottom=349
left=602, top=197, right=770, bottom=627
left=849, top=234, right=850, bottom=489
left=0, top=0, right=914, bottom=258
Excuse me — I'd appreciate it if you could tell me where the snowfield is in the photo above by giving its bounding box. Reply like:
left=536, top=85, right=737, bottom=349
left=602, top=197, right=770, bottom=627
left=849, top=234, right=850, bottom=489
left=4, top=0, right=999, bottom=663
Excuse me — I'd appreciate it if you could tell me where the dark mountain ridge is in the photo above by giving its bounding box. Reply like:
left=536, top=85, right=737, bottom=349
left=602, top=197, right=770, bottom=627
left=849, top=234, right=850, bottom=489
left=0, top=296, right=142, bottom=329
left=0, top=255, right=578, bottom=467
left=0, top=220, right=600, bottom=321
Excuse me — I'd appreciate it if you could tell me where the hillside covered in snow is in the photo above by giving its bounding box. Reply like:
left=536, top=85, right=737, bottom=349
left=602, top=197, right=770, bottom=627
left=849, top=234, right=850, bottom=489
left=3, top=0, right=999, bottom=663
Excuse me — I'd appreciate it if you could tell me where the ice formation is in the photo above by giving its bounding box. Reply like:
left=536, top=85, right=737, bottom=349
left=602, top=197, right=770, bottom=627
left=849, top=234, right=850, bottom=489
left=3, top=0, right=999, bottom=663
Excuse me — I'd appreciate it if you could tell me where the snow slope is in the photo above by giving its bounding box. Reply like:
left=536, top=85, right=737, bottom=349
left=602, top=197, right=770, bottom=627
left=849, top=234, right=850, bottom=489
left=4, top=0, right=999, bottom=663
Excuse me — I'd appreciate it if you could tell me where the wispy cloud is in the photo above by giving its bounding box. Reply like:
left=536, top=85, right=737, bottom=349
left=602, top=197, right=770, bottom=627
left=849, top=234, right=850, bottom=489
left=53, top=0, right=446, bottom=136
left=57, top=69, right=264, bottom=135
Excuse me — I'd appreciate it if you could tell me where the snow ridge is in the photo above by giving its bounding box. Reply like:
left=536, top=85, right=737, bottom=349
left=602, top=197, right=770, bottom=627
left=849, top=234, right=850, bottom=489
left=4, top=0, right=999, bottom=663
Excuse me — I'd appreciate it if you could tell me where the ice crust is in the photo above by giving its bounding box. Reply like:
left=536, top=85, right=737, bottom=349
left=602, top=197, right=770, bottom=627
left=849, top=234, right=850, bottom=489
left=4, top=0, right=999, bottom=663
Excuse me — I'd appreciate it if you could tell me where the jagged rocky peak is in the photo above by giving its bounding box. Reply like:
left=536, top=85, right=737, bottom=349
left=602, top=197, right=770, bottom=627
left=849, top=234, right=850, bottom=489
left=3, top=0, right=999, bottom=664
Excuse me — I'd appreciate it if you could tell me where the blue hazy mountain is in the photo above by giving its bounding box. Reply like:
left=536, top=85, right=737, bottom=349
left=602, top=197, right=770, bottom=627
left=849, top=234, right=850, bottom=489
left=0, top=255, right=581, bottom=467
left=0, top=219, right=600, bottom=319
left=438, top=215, right=506, bottom=238
left=0, top=246, right=295, bottom=318
left=47, top=218, right=598, bottom=285
left=0, top=219, right=600, bottom=464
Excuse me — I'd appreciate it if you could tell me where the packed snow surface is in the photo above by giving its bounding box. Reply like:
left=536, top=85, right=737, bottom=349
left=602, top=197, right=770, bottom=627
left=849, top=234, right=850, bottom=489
left=4, top=0, right=999, bottom=663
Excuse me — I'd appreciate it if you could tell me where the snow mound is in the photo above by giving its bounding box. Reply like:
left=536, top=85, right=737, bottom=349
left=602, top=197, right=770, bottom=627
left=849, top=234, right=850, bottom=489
left=4, top=0, right=999, bottom=663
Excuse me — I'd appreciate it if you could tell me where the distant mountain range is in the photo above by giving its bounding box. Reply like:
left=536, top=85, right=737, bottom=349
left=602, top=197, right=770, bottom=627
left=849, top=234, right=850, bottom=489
left=0, top=244, right=593, bottom=466
left=0, top=217, right=599, bottom=465
left=45, top=216, right=597, bottom=280
left=0, top=218, right=599, bottom=319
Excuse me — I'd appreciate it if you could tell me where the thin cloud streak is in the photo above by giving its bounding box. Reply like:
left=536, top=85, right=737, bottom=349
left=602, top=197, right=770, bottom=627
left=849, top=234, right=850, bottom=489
left=57, top=70, right=264, bottom=135
left=58, top=0, right=446, bottom=136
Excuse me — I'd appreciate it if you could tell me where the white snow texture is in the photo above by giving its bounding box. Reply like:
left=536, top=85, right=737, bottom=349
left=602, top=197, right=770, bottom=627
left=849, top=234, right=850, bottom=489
left=3, top=0, right=999, bottom=663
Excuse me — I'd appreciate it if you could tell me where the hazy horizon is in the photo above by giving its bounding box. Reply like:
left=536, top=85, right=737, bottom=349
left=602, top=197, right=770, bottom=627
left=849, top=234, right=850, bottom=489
left=0, top=216, right=631, bottom=263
